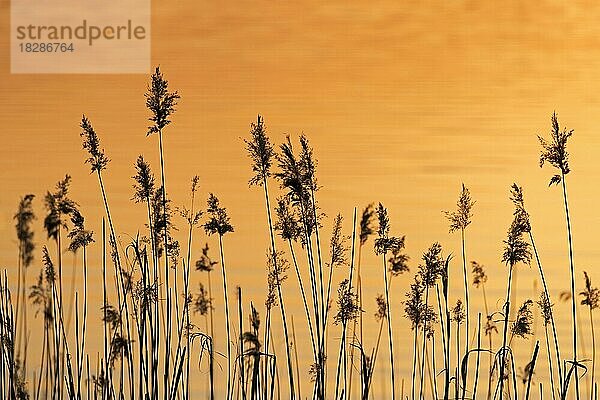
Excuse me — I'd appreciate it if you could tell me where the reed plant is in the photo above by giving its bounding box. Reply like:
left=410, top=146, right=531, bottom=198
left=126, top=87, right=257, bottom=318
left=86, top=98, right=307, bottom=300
left=0, top=95, right=592, bottom=400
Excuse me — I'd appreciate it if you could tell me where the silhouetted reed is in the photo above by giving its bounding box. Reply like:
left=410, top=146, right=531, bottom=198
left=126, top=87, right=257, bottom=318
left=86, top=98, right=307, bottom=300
left=2, top=98, right=595, bottom=400
left=445, top=183, right=475, bottom=386
left=539, top=112, right=580, bottom=400
left=499, top=185, right=532, bottom=400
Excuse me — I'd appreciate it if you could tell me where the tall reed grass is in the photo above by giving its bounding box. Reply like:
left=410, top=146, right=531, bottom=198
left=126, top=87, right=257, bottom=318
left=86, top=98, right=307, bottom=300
left=0, top=80, right=593, bottom=400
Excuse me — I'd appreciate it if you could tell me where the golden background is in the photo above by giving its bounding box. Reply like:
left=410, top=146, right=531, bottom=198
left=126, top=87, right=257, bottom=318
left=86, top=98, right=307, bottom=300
left=2, top=1, right=600, bottom=397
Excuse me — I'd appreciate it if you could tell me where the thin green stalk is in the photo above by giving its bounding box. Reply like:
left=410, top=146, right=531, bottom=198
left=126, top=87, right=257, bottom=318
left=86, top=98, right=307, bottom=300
left=381, top=252, right=396, bottom=400
left=262, top=178, right=295, bottom=400
left=530, top=232, right=563, bottom=390
left=157, top=128, right=173, bottom=400
left=218, top=234, right=232, bottom=400
left=544, top=324, right=557, bottom=400
left=288, top=241, right=317, bottom=357
left=473, top=313, right=482, bottom=399
left=561, top=175, right=579, bottom=399
left=411, top=329, right=418, bottom=400
left=460, top=228, right=470, bottom=395
left=418, top=288, right=430, bottom=400
left=499, top=265, right=514, bottom=400
left=590, top=306, right=596, bottom=400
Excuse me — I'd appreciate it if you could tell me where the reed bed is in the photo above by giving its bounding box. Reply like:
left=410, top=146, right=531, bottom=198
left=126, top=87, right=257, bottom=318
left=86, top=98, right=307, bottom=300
left=0, top=70, right=596, bottom=400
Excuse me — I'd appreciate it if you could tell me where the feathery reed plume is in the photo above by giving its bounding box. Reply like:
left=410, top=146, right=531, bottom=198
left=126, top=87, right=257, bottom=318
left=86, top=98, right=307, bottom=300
left=14, top=194, right=35, bottom=366
left=245, top=115, right=274, bottom=187
left=359, top=204, right=376, bottom=247
left=334, top=279, right=360, bottom=326
left=511, top=300, right=534, bottom=339
left=193, top=284, right=212, bottom=317
left=374, top=203, right=404, bottom=400
left=80, top=115, right=110, bottom=173
left=145, top=66, right=180, bottom=137
left=132, top=155, right=156, bottom=204
left=203, top=193, right=234, bottom=399
left=67, top=209, right=94, bottom=253
left=389, top=244, right=410, bottom=277
left=452, top=299, right=466, bottom=325
left=246, top=115, right=296, bottom=399
left=445, top=183, right=475, bottom=380
left=499, top=187, right=532, bottom=400
left=538, top=112, right=579, bottom=399
left=580, top=271, right=599, bottom=398
left=472, top=261, right=487, bottom=289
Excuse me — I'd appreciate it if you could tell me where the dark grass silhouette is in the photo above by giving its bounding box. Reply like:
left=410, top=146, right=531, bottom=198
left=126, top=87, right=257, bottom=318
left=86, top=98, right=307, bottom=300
left=0, top=76, right=592, bottom=400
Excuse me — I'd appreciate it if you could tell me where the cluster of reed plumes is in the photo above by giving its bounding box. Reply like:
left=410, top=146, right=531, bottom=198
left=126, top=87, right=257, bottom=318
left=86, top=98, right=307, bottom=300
left=0, top=66, right=597, bottom=400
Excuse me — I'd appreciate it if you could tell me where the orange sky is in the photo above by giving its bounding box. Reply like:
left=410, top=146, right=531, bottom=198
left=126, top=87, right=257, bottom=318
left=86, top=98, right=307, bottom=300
left=2, top=0, right=600, bottom=397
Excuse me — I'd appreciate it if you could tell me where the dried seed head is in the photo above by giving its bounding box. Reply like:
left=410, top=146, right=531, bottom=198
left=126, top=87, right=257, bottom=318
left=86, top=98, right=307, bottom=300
left=44, top=175, right=78, bottom=240
left=451, top=299, right=465, bottom=325
left=14, top=194, right=35, bottom=268
left=502, top=184, right=532, bottom=268
left=404, top=279, right=437, bottom=336
left=359, top=203, right=376, bottom=246
left=203, top=193, right=234, bottom=237
left=145, top=66, right=180, bottom=135
left=41, top=246, right=55, bottom=284
left=471, top=261, right=487, bottom=288
left=484, top=315, right=498, bottom=337
left=195, top=243, right=218, bottom=272
left=580, top=271, right=600, bottom=310
left=374, top=203, right=404, bottom=255
left=389, top=243, right=410, bottom=276
left=67, top=209, right=94, bottom=252
left=274, top=197, right=302, bottom=242
left=537, top=292, right=553, bottom=326
left=80, top=115, right=110, bottom=173
left=132, top=156, right=155, bottom=203
left=329, top=214, right=348, bottom=268
left=418, top=242, right=443, bottom=287
left=444, top=184, right=475, bottom=233
left=375, top=294, right=387, bottom=321
left=246, top=115, right=274, bottom=186
left=334, top=279, right=360, bottom=325
left=274, top=135, right=320, bottom=236
left=511, top=299, right=534, bottom=338
left=538, top=112, right=573, bottom=185
left=193, top=283, right=212, bottom=316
